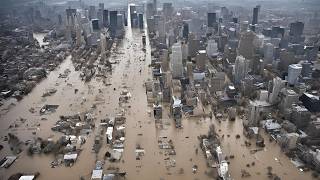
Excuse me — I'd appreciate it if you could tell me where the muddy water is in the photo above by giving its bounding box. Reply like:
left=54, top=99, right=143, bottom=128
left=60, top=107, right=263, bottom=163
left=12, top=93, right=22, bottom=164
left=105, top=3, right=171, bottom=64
left=212, top=116, right=316, bottom=180
left=0, top=6, right=211, bottom=180
left=0, top=6, right=315, bottom=180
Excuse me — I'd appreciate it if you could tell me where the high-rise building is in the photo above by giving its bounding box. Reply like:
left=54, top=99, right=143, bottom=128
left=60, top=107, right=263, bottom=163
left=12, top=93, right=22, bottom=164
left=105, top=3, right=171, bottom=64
left=91, top=19, right=100, bottom=30
left=171, top=43, right=184, bottom=79
left=252, top=6, right=259, bottom=25
left=75, top=24, right=82, bottom=46
left=287, top=64, right=302, bottom=85
left=131, top=12, right=138, bottom=27
left=301, top=61, right=312, bottom=78
left=186, top=61, right=193, bottom=78
left=280, top=89, right=299, bottom=111
left=289, top=21, right=304, bottom=37
left=103, top=10, right=109, bottom=27
left=188, top=18, right=202, bottom=38
left=100, top=32, right=107, bottom=60
left=268, top=76, right=285, bottom=104
left=109, top=11, right=118, bottom=35
left=220, top=7, right=229, bottom=18
left=161, top=49, right=169, bottom=72
left=248, top=100, right=271, bottom=126
left=181, top=42, right=188, bottom=60
left=206, top=39, right=218, bottom=57
left=291, top=105, right=311, bottom=129
left=130, top=4, right=136, bottom=14
left=271, top=26, right=284, bottom=38
left=196, top=50, right=208, bottom=71
left=89, top=6, right=96, bottom=20
left=232, top=17, right=238, bottom=23
left=234, top=55, right=249, bottom=84
left=146, top=3, right=154, bottom=18
left=97, top=9, right=103, bottom=28
left=300, top=93, right=320, bottom=113
left=147, top=17, right=155, bottom=32
left=157, top=18, right=166, bottom=38
left=196, top=50, right=208, bottom=72
left=207, top=12, right=216, bottom=27
left=279, top=49, right=297, bottom=72
left=240, top=21, right=249, bottom=32
left=117, top=14, right=124, bottom=29
left=163, top=3, right=173, bottom=20
left=153, top=0, right=157, bottom=13
left=99, top=3, right=104, bottom=10
left=263, top=43, right=274, bottom=65
left=138, top=13, right=144, bottom=29
left=182, top=22, right=189, bottom=39
left=66, top=8, right=77, bottom=27
left=251, top=56, right=264, bottom=75
left=238, top=30, right=256, bottom=60
left=188, top=37, right=200, bottom=57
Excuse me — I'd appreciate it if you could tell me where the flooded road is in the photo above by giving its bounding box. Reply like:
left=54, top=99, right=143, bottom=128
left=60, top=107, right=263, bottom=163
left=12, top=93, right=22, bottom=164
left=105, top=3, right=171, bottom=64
left=214, top=116, right=315, bottom=180
left=0, top=5, right=211, bottom=180
left=0, top=5, right=316, bottom=180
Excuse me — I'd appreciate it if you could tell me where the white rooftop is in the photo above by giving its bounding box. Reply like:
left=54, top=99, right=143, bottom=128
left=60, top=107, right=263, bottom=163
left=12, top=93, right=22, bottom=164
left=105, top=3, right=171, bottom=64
left=91, top=169, right=103, bottom=179
left=19, top=176, right=35, bottom=180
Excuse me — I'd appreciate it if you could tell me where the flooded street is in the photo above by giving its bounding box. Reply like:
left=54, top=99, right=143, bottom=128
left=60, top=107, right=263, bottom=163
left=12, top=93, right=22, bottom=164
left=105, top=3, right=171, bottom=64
left=214, top=117, right=314, bottom=180
left=0, top=5, right=316, bottom=180
left=0, top=5, right=211, bottom=180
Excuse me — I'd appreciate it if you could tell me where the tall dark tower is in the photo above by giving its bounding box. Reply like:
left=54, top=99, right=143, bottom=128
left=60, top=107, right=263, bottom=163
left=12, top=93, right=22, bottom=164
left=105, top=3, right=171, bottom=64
left=103, top=10, right=109, bottom=27
left=252, top=6, right=259, bottom=25
left=153, top=0, right=157, bottom=13
left=182, top=23, right=189, bottom=39
left=289, top=21, right=304, bottom=37
left=207, top=12, right=216, bottom=27
left=109, top=11, right=118, bottom=36
left=138, top=13, right=144, bottom=29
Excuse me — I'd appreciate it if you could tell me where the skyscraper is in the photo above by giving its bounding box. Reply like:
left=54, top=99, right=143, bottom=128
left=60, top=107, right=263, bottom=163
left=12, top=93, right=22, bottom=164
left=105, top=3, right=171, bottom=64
left=207, top=12, right=216, bottom=27
left=103, top=10, right=109, bottom=27
left=66, top=8, right=77, bottom=27
left=234, top=55, right=249, bottom=84
left=91, top=19, right=100, bottom=30
left=289, top=21, right=304, bottom=37
left=171, top=43, right=183, bottom=79
left=117, top=14, right=124, bottom=29
left=206, top=39, right=218, bottom=57
left=182, top=22, right=189, bottom=39
left=146, top=3, right=154, bottom=18
left=269, top=77, right=285, bottom=104
left=196, top=50, right=208, bottom=71
left=163, top=3, right=173, bottom=20
left=221, top=7, right=229, bottom=18
left=89, top=6, right=96, bottom=20
left=238, top=30, right=256, bottom=60
left=287, top=64, right=302, bottom=85
left=153, top=0, right=157, bottom=13
left=97, top=9, right=103, bottom=28
left=301, top=61, right=312, bottom=78
left=98, top=3, right=104, bottom=10
left=252, top=6, right=259, bottom=25
left=138, top=13, right=144, bottom=29
left=263, top=43, right=274, bottom=65
left=240, top=21, right=249, bottom=32
left=109, top=11, right=118, bottom=36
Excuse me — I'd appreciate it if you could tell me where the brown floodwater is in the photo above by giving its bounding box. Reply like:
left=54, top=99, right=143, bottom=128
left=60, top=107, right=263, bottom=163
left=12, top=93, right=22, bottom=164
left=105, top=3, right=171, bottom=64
left=0, top=5, right=316, bottom=180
